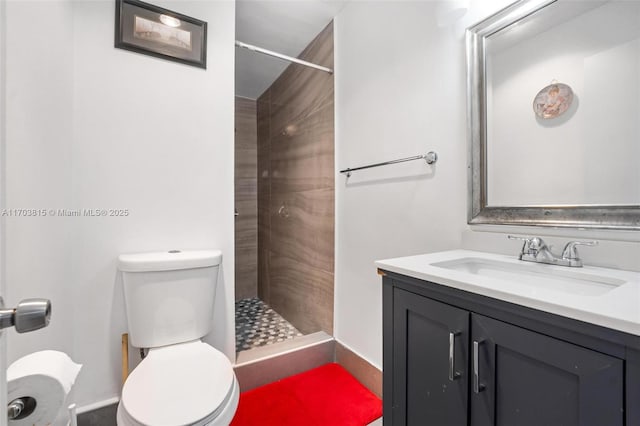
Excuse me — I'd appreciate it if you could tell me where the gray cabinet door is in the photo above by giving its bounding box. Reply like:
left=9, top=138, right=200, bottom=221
left=471, top=313, right=624, bottom=426
left=392, top=288, right=469, bottom=426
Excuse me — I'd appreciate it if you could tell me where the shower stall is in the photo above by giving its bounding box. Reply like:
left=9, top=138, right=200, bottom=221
left=234, top=22, right=334, bottom=355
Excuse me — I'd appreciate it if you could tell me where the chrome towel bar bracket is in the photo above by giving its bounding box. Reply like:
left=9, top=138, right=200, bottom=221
left=340, top=151, right=438, bottom=178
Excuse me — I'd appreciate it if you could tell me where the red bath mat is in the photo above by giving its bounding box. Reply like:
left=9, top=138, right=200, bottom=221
left=231, top=363, right=382, bottom=426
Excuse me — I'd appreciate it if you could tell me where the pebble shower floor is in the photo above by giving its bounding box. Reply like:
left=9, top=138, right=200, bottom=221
left=235, top=298, right=303, bottom=353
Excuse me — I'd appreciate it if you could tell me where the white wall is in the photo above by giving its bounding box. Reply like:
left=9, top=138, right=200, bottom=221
left=5, top=0, right=75, bottom=360
left=334, top=0, right=640, bottom=371
left=4, top=0, right=235, bottom=410
left=334, top=0, right=509, bottom=369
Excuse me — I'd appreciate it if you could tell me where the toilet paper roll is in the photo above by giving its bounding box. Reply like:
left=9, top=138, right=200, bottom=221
left=7, top=351, right=82, bottom=426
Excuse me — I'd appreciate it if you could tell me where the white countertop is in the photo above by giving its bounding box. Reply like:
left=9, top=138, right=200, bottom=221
left=375, top=250, right=640, bottom=336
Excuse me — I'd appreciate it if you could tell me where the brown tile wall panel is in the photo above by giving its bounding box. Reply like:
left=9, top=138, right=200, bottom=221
left=235, top=97, right=257, bottom=301
left=270, top=188, right=334, bottom=273
left=256, top=22, right=335, bottom=335
left=236, top=97, right=258, bottom=149
left=270, top=103, right=334, bottom=194
left=257, top=93, right=271, bottom=302
left=268, top=254, right=334, bottom=335
left=235, top=198, right=257, bottom=247
left=235, top=247, right=258, bottom=301
left=269, top=25, right=334, bottom=138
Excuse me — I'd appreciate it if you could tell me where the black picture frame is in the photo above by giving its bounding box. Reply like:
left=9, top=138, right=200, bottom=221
left=115, top=0, right=207, bottom=69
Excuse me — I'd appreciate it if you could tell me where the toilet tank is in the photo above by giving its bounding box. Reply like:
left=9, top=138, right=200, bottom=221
left=118, top=250, right=223, bottom=349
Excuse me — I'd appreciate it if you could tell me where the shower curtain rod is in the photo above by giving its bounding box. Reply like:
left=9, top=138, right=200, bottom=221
left=235, top=41, right=334, bottom=74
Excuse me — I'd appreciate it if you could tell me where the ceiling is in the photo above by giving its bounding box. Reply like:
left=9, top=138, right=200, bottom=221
left=235, top=0, right=346, bottom=99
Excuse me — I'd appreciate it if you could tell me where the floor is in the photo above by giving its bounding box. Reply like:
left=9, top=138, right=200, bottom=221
left=235, top=297, right=303, bottom=353
left=77, top=403, right=117, bottom=426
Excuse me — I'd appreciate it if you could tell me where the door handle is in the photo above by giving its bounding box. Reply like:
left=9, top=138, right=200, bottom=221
left=0, top=297, right=51, bottom=333
left=449, top=331, right=460, bottom=381
left=473, top=340, right=485, bottom=393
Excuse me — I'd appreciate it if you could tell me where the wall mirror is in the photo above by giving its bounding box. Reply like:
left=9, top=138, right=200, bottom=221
left=467, top=0, right=640, bottom=230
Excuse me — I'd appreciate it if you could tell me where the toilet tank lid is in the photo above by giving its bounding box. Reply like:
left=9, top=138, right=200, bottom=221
left=118, top=250, right=222, bottom=272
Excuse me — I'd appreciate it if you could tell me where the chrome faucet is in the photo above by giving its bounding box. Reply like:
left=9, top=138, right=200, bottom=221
left=507, top=235, right=598, bottom=267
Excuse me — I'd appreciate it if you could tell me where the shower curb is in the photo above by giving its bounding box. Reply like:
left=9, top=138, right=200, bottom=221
left=234, top=331, right=335, bottom=392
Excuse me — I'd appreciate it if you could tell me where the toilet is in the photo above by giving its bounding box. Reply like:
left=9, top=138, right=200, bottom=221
left=116, top=250, right=239, bottom=426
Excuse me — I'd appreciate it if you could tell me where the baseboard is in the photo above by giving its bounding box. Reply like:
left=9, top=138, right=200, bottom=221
left=335, top=341, right=382, bottom=398
left=235, top=331, right=333, bottom=365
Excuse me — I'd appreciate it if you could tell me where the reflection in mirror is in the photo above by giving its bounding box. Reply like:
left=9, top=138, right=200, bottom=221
left=467, top=0, right=640, bottom=230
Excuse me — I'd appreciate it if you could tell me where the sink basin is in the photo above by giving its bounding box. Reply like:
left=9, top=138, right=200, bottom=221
left=376, top=249, right=640, bottom=336
left=431, top=257, right=626, bottom=297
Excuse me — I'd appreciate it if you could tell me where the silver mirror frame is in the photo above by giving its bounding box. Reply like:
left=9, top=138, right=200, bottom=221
left=466, top=0, right=640, bottom=231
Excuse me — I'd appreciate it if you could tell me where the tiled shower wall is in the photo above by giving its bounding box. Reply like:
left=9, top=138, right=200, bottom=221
left=257, top=22, right=335, bottom=335
left=235, top=97, right=258, bottom=300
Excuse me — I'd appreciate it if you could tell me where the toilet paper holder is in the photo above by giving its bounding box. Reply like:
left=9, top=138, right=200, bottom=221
left=2, top=299, right=53, bottom=421
left=0, top=298, right=51, bottom=333
left=7, top=350, right=81, bottom=426
left=7, top=397, right=36, bottom=420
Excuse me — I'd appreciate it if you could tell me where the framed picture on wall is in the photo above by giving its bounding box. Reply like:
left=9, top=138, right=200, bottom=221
left=115, top=0, right=207, bottom=69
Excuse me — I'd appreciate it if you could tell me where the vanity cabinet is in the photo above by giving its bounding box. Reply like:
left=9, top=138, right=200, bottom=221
left=470, top=313, right=622, bottom=426
left=383, top=272, right=638, bottom=426
left=391, top=289, right=469, bottom=425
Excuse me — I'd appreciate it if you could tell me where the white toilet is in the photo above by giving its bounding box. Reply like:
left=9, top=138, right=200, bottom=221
left=116, top=250, right=239, bottom=426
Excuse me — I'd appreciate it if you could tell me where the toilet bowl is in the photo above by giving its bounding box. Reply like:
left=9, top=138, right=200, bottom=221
left=117, top=250, right=238, bottom=426
left=117, top=341, right=239, bottom=426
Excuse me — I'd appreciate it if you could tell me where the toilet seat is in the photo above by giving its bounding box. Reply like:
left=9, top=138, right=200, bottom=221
left=117, top=379, right=239, bottom=426
left=118, top=341, right=238, bottom=426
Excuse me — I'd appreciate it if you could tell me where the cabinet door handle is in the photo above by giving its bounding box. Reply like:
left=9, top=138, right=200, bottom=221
left=473, top=340, right=485, bottom=393
left=449, top=331, right=460, bottom=381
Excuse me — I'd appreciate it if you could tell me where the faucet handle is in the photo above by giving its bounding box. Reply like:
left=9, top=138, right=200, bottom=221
left=561, top=240, right=598, bottom=261
left=527, top=237, right=547, bottom=251
left=508, top=236, right=549, bottom=261
left=507, top=235, right=533, bottom=256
